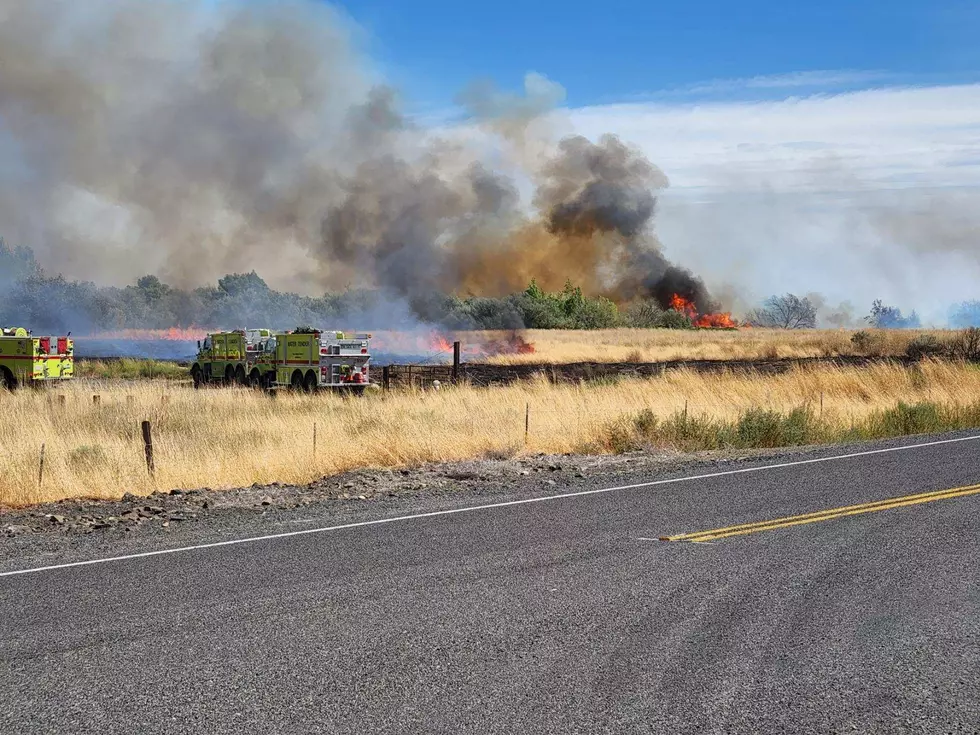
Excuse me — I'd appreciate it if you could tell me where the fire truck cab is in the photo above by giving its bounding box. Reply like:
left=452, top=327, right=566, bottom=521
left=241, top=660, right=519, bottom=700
left=0, top=327, right=74, bottom=390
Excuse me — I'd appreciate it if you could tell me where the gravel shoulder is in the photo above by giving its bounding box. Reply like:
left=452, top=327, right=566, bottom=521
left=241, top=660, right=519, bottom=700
left=1, top=433, right=972, bottom=570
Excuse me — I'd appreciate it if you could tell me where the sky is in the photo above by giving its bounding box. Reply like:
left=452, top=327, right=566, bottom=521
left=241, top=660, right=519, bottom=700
left=332, top=0, right=979, bottom=108
left=331, top=0, right=980, bottom=323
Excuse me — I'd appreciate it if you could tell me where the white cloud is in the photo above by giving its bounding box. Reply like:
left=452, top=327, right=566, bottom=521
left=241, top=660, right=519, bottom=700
left=567, top=83, right=980, bottom=323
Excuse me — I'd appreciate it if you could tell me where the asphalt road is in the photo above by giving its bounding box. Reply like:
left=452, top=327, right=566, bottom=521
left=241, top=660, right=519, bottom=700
left=2, top=435, right=980, bottom=734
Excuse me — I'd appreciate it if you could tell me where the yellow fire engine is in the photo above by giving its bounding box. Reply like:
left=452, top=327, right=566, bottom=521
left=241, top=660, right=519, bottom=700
left=191, top=328, right=372, bottom=392
left=0, top=327, right=74, bottom=390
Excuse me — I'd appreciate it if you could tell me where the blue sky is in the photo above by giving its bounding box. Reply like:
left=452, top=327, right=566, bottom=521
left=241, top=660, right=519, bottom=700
left=333, top=0, right=979, bottom=107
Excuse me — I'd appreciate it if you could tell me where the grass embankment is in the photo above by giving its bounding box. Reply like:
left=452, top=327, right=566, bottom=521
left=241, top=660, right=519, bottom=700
left=481, top=328, right=964, bottom=364
left=4, top=360, right=980, bottom=507
left=75, top=359, right=189, bottom=381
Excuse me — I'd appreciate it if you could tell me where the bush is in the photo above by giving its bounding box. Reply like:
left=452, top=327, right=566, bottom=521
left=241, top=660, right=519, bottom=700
left=949, top=328, right=980, bottom=361
left=850, top=330, right=884, bottom=355
left=905, top=335, right=945, bottom=361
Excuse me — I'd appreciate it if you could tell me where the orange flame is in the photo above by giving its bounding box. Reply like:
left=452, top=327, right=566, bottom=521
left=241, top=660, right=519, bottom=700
left=76, top=327, right=210, bottom=341
left=670, top=294, right=738, bottom=329
left=371, top=330, right=535, bottom=359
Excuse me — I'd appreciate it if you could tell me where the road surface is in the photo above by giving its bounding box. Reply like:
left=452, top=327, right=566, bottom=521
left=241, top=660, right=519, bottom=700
left=2, top=435, right=979, bottom=733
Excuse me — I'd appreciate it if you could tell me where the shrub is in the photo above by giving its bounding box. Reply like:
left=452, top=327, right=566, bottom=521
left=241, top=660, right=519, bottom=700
left=949, top=328, right=980, bottom=361
left=905, top=335, right=945, bottom=361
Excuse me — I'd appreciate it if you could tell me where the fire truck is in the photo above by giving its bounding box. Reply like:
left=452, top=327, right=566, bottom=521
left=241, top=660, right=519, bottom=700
left=0, top=327, right=74, bottom=390
left=191, top=328, right=372, bottom=393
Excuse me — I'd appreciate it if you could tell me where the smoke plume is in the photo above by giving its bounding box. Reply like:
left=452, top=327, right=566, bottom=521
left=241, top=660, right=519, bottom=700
left=0, top=0, right=717, bottom=323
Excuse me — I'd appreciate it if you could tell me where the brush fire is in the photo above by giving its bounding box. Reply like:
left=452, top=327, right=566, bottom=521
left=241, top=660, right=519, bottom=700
left=669, top=295, right=739, bottom=329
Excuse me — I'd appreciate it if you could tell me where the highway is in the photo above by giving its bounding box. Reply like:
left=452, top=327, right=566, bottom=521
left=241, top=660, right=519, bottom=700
left=2, top=435, right=979, bottom=733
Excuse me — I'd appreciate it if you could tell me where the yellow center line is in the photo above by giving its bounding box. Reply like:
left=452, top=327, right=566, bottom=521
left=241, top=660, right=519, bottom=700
left=659, top=482, right=980, bottom=543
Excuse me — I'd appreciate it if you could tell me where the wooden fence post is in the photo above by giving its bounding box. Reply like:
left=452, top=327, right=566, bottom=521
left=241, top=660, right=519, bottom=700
left=93, top=394, right=100, bottom=406
left=452, top=341, right=461, bottom=384
left=141, top=420, right=155, bottom=477
left=525, top=403, right=530, bottom=446
left=38, top=443, right=45, bottom=488
left=382, top=365, right=390, bottom=392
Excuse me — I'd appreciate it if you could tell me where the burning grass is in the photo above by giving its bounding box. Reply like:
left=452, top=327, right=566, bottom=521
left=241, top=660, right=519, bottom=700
left=4, top=360, right=980, bottom=506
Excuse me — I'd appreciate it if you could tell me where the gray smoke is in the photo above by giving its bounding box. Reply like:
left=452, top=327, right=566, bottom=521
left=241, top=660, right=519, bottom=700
left=0, top=0, right=718, bottom=317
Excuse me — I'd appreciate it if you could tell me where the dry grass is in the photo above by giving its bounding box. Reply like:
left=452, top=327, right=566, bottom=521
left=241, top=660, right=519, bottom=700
left=478, top=328, right=950, bottom=364
left=4, top=360, right=980, bottom=507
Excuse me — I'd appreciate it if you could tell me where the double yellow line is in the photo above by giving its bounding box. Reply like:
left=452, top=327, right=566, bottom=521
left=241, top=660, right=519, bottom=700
left=660, top=482, right=980, bottom=543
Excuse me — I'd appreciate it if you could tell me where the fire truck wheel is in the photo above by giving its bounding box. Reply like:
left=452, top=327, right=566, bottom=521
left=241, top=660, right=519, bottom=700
left=290, top=371, right=304, bottom=391
left=224, top=366, right=235, bottom=383
left=303, top=371, right=319, bottom=393
left=0, top=367, right=16, bottom=392
left=248, top=370, right=262, bottom=389
left=235, top=365, right=247, bottom=385
left=191, top=366, right=203, bottom=389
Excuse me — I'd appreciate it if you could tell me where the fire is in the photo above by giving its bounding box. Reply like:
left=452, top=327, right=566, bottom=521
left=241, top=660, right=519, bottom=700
left=370, top=330, right=536, bottom=360
left=670, top=294, right=738, bottom=329
left=76, top=327, right=209, bottom=341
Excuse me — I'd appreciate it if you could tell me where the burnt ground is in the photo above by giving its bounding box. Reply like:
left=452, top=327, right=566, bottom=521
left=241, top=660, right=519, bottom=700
left=0, top=444, right=837, bottom=566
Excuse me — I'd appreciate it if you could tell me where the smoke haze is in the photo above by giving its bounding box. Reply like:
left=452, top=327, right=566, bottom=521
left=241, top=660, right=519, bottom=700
left=0, top=0, right=716, bottom=321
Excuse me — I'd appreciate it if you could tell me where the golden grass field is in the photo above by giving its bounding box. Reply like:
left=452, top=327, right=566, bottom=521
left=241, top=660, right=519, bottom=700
left=480, top=327, right=947, bottom=364
left=3, top=359, right=980, bottom=507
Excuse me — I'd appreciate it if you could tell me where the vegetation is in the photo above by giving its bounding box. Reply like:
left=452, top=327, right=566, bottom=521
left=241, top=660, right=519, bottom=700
left=480, top=327, right=980, bottom=365
left=75, top=359, right=189, bottom=381
left=866, top=299, right=921, bottom=329
left=4, top=360, right=980, bottom=506
left=745, top=293, right=817, bottom=329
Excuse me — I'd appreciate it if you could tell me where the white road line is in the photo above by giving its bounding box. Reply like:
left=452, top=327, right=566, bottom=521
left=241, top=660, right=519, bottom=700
left=2, top=433, right=980, bottom=579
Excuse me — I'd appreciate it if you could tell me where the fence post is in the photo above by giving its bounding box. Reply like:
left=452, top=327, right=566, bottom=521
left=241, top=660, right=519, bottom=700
left=683, top=399, right=688, bottom=437
left=525, top=403, right=530, bottom=446
left=820, top=391, right=824, bottom=419
left=38, top=443, right=45, bottom=488
left=58, top=394, right=66, bottom=408
left=141, top=420, right=155, bottom=477
left=382, top=365, right=390, bottom=392
left=93, top=394, right=100, bottom=406
left=452, top=341, right=461, bottom=384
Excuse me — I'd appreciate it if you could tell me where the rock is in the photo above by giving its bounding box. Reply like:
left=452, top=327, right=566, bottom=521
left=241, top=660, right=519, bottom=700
left=201, top=500, right=210, bottom=510
left=343, top=482, right=355, bottom=489
left=170, top=489, right=183, bottom=496
left=4, top=525, right=31, bottom=536
left=548, top=464, right=562, bottom=471
left=46, top=514, right=66, bottom=525
left=545, top=480, right=556, bottom=486
left=357, top=495, right=367, bottom=500
left=146, top=505, right=165, bottom=514
left=260, top=497, right=272, bottom=506
left=121, top=492, right=138, bottom=502
left=519, top=470, right=530, bottom=476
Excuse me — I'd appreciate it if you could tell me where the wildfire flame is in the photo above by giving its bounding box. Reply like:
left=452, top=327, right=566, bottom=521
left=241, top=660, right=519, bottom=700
left=370, top=330, right=535, bottom=360
left=670, top=294, right=738, bottom=329
left=76, top=327, right=209, bottom=341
